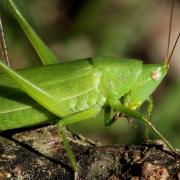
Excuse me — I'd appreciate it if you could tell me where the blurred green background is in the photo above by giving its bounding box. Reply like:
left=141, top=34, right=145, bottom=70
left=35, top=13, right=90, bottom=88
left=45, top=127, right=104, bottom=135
left=0, top=0, right=180, bottom=148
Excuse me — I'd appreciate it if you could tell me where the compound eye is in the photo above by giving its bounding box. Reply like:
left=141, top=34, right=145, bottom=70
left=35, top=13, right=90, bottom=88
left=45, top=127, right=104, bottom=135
left=151, top=70, right=161, bottom=81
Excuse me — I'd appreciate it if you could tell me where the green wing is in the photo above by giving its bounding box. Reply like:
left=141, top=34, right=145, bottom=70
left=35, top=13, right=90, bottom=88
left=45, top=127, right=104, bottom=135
left=0, top=59, right=101, bottom=130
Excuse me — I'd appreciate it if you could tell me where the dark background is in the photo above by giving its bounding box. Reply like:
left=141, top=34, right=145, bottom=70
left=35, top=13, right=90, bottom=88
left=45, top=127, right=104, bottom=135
left=0, top=0, right=180, bottom=148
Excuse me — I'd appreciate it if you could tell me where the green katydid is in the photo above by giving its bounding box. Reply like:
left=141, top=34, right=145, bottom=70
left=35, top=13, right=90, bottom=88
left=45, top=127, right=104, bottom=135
left=0, top=0, right=179, bottom=172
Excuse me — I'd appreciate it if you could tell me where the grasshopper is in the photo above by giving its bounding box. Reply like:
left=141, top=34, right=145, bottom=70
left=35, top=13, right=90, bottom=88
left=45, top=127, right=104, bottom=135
left=0, top=0, right=179, bottom=171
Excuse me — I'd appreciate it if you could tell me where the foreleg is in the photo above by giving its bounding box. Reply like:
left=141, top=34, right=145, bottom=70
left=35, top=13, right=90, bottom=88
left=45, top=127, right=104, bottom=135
left=113, top=104, right=175, bottom=151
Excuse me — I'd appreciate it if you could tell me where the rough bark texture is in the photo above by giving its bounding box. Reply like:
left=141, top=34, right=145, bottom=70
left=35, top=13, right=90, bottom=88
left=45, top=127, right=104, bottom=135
left=0, top=125, right=180, bottom=179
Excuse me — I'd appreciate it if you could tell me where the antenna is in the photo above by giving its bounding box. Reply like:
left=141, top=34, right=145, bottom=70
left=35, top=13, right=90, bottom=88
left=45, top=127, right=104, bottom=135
left=165, top=0, right=174, bottom=63
left=0, top=17, right=10, bottom=66
left=167, top=33, right=180, bottom=65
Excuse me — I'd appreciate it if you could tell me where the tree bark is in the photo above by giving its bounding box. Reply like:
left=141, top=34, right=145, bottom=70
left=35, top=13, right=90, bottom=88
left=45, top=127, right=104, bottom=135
left=0, top=125, right=180, bottom=179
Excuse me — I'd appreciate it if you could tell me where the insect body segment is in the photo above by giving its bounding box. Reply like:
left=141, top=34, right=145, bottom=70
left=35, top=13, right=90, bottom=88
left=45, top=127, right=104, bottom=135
left=126, top=64, right=168, bottom=110
left=92, top=57, right=143, bottom=106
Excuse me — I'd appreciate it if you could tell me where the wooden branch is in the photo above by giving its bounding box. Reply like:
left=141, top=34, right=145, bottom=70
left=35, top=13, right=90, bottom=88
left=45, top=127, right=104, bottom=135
left=0, top=125, right=180, bottom=179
